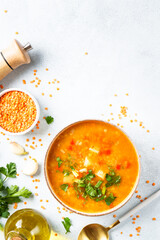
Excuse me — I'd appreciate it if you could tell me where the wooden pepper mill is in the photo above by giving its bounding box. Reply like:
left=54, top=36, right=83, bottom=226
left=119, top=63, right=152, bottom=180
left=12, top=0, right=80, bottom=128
left=0, top=39, right=32, bottom=81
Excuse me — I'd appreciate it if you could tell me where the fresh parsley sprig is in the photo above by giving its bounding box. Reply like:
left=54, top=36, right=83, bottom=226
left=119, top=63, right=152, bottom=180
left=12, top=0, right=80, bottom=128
left=0, top=163, right=32, bottom=221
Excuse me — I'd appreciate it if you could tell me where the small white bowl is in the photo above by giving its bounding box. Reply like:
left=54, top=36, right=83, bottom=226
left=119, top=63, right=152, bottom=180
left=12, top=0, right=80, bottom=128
left=0, top=88, right=40, bottom=136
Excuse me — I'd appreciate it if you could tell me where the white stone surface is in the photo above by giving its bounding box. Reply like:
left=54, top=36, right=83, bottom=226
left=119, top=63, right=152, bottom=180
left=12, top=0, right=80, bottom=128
left=0, top=0, right=160, bottom=239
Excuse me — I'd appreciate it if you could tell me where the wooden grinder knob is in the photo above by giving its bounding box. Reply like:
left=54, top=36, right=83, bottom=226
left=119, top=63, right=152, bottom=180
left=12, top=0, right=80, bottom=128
left=0, top=39, right=32, bottom=81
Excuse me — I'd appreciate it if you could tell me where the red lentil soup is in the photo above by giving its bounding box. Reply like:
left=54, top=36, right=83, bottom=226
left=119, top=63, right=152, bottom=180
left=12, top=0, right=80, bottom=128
left=46, top=120, right=139, bottom=214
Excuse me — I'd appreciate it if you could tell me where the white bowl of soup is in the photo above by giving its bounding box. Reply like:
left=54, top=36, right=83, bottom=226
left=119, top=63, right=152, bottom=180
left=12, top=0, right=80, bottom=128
left=45, top=120, right=140, bottom=216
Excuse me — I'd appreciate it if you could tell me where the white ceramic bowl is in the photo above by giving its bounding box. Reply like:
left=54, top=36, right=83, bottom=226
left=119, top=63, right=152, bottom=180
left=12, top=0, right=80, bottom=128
left=0, top=88, right=40, bottom=136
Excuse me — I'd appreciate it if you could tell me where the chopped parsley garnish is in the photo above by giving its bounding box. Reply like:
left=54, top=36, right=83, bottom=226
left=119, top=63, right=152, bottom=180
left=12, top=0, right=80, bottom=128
left=56, top=157, right=62, bottom=168
left=60, top=184, right=69, bottom=192
left=105, top=193, right=116, bottom=206
left=71, top=168, right=120, bottom=206
left=45, top=116, right=54, bottom=124
left=70, top=166, right=75, bottom=171
left=83, top=170, right=95, bottom=181
left=105, top=167, right=121, bottom=187
left=95, top=180, right=103, bottom=188
left=105, top=175, right=121, bottom=187
left=62, top=217, right=72, bottom=234
left=63, top=170, right=71, bottom=176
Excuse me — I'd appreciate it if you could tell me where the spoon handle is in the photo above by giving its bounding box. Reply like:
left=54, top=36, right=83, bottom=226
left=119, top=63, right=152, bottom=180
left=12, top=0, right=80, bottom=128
left=119, top=189, right=160, bottom=223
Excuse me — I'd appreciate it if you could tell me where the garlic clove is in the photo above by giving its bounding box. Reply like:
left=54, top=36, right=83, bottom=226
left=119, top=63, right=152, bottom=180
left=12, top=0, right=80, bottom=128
left=10, top=142, right=28, bottom=155
left=22, top=158, right=38, bottom=176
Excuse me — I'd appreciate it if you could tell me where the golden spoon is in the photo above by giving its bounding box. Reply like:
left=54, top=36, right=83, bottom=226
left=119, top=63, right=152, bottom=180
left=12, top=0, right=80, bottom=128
left=78, top=189, right=160, bottom=240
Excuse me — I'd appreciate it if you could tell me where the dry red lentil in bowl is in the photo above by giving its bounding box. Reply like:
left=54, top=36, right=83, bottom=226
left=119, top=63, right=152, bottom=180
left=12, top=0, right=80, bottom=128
left=0, top=88, right=40, bottom=135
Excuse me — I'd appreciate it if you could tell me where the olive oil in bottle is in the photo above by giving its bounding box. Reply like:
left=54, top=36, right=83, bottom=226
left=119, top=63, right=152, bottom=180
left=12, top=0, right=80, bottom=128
left=5, top=209, right=51, bottom=240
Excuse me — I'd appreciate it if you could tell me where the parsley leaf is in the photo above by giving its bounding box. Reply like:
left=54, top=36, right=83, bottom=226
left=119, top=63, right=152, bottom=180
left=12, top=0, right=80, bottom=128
left=105, top=175, right=121, bottom=187
left=0, top=162, right=32, bottom=224
left=0, top=162, right=16, bottom=179
left=45, top=116, right=54, bottom=124
left=63, top=170, right=71, bottom=176
left=60, top=184, right=68, bottom=192
left=56, top=157, right=62, bottom=168
left=70, top=166, right=75, bottom=171
left=105, top=193, right=116, bottom=206
left=95, top=180, right=103, bottom=188
left=62, top=217, right=72, bottom=234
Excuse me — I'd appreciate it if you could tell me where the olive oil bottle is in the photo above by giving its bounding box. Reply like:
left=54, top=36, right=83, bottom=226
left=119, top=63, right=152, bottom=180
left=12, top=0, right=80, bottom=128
left=4, top=209, right=51, bottom=240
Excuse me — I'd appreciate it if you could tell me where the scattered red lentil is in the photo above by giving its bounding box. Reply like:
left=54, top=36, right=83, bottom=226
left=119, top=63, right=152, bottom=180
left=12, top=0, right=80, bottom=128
left=24, top=202, right=27, bottom=205
left=0, top=85, right=4, bottom=89
left=152, top=218, right=156, bottom=221
left=22, top=80, right=26, bottom=84
left=129, top=234, right=133, bottom=237
left=113, top=214, right=116, bottom=218
left=41, top=206, right=46, bottom=210
left=152, top=183, right=156, bottom=186
left=13, top=203, right=18, bottom=209
left=136, top=215, right=140, bottom=218
left=146, top=180, right=150, bottom=184
left=30, top=145, right=35, bottom=150
left=152, top=147, right=155, bottom=150
left=120, top=106, right=128, bottom=117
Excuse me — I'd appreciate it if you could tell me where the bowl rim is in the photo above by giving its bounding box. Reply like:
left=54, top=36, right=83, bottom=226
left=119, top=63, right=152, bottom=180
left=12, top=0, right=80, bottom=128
left=44, top=119, right=141, bottom=217
left=0, top=88, right=40, bottom=136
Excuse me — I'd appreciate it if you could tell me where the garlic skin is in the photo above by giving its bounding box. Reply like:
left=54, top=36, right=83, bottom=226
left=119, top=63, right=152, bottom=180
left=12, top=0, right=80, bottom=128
left=22, top=158, right=38, bottom=176
left=10, top=142, right=28, bottom=155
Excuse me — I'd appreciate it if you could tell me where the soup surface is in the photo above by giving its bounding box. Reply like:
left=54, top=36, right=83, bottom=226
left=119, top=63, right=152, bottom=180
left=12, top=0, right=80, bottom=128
left=46, top=121, right=139, bottom=214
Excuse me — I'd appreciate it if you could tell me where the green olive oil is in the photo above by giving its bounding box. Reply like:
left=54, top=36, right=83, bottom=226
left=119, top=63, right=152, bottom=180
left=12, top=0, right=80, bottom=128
left=5, top=209, right=51, bottom=240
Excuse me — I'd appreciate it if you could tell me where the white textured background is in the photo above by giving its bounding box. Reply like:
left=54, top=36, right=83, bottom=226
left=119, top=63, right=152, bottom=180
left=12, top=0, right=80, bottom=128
left=0, top=1, right=160, bottom=239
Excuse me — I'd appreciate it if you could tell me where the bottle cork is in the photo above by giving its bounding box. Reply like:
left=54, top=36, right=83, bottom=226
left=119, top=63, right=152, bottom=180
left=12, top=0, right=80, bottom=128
left=0, top=39, right=32, bottom=81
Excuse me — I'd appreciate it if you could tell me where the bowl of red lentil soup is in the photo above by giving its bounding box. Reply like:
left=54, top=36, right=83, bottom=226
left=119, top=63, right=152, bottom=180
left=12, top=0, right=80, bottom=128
left=45, top=120, right=140, bottom=216
left=0, top=88, right=40, bottom=135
